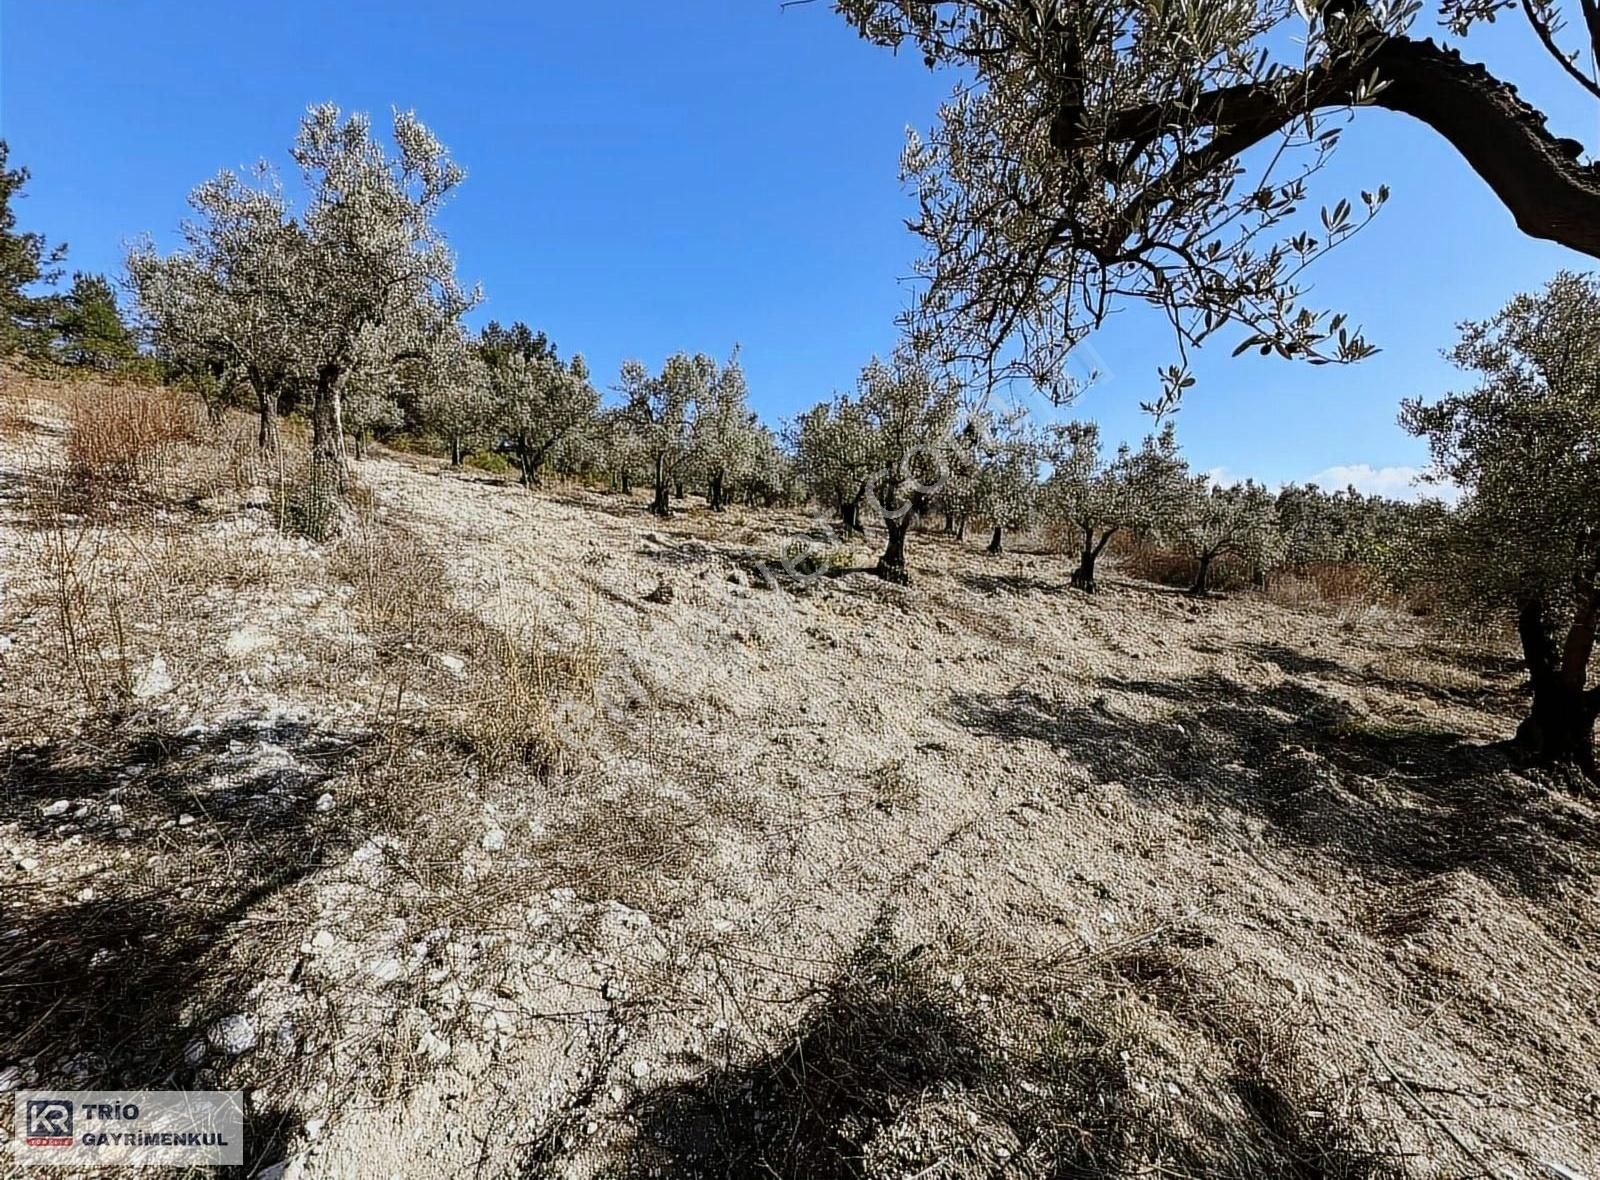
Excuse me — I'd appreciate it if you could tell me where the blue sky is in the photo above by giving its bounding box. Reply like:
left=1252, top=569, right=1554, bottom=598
left=2, top=1, right=1595, bottom=495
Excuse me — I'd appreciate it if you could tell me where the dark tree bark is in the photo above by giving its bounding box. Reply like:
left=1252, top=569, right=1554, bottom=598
left=1055, top=32, right=1600, bottom=261
left=650, top=455, right=671, bottom=517
left=876, top=513, right=912, bottom=584
left=352, top=430, right=366, bottom=461
left=256, top=388, right=278, bottom=452
left=839, top=484, right=867, bottom=535
left=987, top=525, right=1003, bottom=554
left=305, top=362, right=349, bottom=540
left=1190, top=552, right=1215, bottom=595
left=708, top=471, right=726, bottom=511
left=1071, top=525, right=1118, bottom=593
left=1515, top=593, right=1599, bottom=773
left=956, top=515, right=967, bottom=541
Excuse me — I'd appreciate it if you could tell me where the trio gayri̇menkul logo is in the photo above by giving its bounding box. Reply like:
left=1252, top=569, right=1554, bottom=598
left=12, top=1090, right=244, bottom=1167
left=24, top=1097, right=74, bottom=1147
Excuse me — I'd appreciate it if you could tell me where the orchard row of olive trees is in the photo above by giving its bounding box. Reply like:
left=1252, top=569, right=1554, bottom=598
left=788, top=354, right=1422, bottom=593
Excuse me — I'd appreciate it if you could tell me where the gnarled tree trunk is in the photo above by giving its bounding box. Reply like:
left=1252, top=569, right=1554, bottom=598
left=1071, top=525, right=1117, bottom=593
left=876, top=513, right=912, bottom=584
left=987, top=526, right=1003, bottom=554
left=306, top=362, right=349, bottom=540
left=1515, top=593, right=1599, bottom=774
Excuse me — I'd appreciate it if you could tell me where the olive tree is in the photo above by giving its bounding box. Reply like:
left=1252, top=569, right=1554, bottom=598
left=290, top=104, right=476, bottom=510
left=491, top=347, right=598, bottom=486
left=691, top=352, right=760, bottom=510
left=620, top=352, right=714, bottom=516
left=854, top=352, right=963, bottom=583
left=1168, top=476, right=1285, bottom=594
left=1041, top=421, right=1184, bottom=591
left=1400, top=271, right=1600, bottom=773
left=968, top=406, right=1038, bottom=553
left=418, top=326, right=495, bottom=466
left=127, top=168, right=305, bottom=451
left=840, top=0, right=1600, bottom=406
left=792, top=396, right=879, bottom=534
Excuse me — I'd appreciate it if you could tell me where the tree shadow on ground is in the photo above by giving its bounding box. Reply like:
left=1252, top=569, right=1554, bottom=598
left=1240, top=641, right=1526, bottom=714
left=604, top=927, right=988, bottom=1180
left=950, top=673, right=1597, bottom=899
left=957, top=570, right=1069, bottom=597
left=1244, top=641, right=1344, bottom=677
left=0, top=718, right=374, bottom=1090
left=589, top=923, right=1404, bottom=1180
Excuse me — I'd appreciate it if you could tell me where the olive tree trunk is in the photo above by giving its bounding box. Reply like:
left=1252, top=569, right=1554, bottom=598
left=1516, top=594, right=1599, bottom=774
left=1071, top=526, right=1117, bottom=593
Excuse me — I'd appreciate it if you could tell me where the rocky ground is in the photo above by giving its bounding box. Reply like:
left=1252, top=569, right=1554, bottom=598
left=1, top=375, right=1597, bottom=1179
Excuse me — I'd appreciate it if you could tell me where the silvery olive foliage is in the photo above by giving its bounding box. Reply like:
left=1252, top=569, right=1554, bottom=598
left=1274, top=480, right=1413, bottom=565
left=1040, top=420, right=1185, bottom=589
left=1166, top=475, right=1286, bottom=593
left=792, top=395, right=881, bottom=533
left=852, top=350, right=965, bottom=581
left=491, top=348, right=599, bottom=487
left=689, top=352, right=763, bottom=510
left=291, top=106, right=477, bottom=482
left=837, top=0, right=1399, bottom=404
left=838, top=0, right=1600, bottom=411
left=1398, top=270, right=1600, bottom=768
left=417, top=325, right=497, bottom=466
left=127, top=168, right=306, bottom=449
left=619, top=352, right=721, bottom=516
left=968, top=405, right=1040, bottom=550
left=129, top=104, right=477, bottom=527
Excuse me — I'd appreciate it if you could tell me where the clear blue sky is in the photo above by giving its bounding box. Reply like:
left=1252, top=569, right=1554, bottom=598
left=2, top=1, right=1595, bottom=495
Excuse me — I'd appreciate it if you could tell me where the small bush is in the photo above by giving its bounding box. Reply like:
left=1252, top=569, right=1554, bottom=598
left=461, top=619, right=602, bottom=778
left=1120, top=542, right=1253, bottom=592
left=464, top=450, right=512, bottom=476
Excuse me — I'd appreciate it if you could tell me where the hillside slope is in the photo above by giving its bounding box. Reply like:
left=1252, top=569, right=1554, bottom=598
left=2, top=381, right=1596, bottom=1179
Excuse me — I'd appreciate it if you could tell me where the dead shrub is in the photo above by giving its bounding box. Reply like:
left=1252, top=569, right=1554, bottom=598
left=65, top=382, right=199, bottom=503
left=460, top=617, right=601, bottom=778
left=1267, top=562, right=1382, bottom=608
left=1119, top=540, right=1254, bottom=592
left=32, top=517, right=134, bottom=717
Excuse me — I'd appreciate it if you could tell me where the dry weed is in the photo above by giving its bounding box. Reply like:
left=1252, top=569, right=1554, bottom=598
left=64, top=381, right=199, bottom=503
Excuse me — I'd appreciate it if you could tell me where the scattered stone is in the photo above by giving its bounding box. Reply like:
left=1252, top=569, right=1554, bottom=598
left=481, top=828, right=506, bottom=853
left=41, top=800, right=70, bottom=818
left=368, top=958, right=404, bottom=984
left=208, top=1014, right=257, bottom=1056
left=16, top=857, right=39, bottom=873
left=178, top=814, right=196, bottom=827
left=183, top=1037, right=208, bottom=1066
left=225, top=628, right=275, bottom=658
left=311, top=931, right=336, bottom=951
left=131, top=654, right=174, bottom=700
left=630, top=1060, right=653, bottom=1080
left=303, top=1117, right=326, bottom=1140
left=434, top=653, right=466, bottom=676
left=314, top=793, right=336, bottom=813
left=644, top=580, right=674, bottom=605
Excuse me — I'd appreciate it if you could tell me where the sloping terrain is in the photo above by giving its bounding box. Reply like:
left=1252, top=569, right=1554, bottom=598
left=1, top=378, right=1596, bottom=1179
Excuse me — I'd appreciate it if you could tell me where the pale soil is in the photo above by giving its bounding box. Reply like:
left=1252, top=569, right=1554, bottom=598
left=1, top=380, right=1597, bottom=1179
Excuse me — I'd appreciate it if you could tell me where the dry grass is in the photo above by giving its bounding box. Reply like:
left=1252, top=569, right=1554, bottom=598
left=32, top=515, right=134, bottom=717
left=64, top=380, right=200, bottom=503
